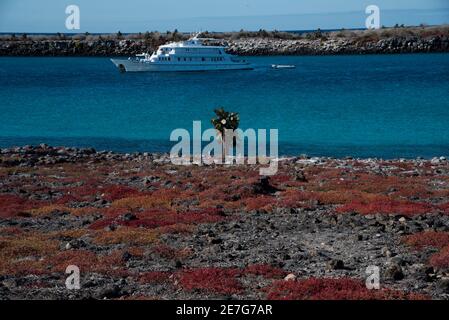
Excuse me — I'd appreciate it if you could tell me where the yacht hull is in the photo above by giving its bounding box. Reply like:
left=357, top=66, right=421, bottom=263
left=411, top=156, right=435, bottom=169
left=111, top=59, right=253, bottom=72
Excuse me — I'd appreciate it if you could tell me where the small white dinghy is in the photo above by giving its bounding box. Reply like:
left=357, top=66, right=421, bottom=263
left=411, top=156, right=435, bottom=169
left=271, top=64, right=296, bottom=69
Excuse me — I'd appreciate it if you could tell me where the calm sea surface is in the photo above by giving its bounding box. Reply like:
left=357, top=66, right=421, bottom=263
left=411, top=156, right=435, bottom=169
left=1, top=54, right=449, bottom=158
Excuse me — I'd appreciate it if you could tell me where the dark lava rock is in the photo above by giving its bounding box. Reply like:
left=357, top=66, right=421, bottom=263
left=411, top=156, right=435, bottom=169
left=210, top=238, right=223, bottom=244
left=327, top=259, right=345, bottom=270
left=252, top=176, right=279, bottom=194
left=293, top=170, right=307, bottom=182
left=122, top=251, right=132, bottom=262
left=437, top=278, right=449, bottom=293
left=122, top=213, right=137, bottom=221
left=385, top=264, right=405, bottom=281
left=425, top=267, right=437, bottom=282
left=94, top=284, right=123, bottom=299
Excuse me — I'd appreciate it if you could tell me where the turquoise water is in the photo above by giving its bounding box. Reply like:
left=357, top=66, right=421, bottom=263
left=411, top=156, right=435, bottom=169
left=1, top=54, right=449, bottom=158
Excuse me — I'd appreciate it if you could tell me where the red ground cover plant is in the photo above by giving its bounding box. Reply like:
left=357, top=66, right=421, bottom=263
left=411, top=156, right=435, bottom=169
left=139, top=271, right=172, bottom=284
left=48, top=250, right=99, bottom=272
left=263, top=278, right=429, bottom=300
left=277, top=189, right=310, bottom=208
left=100, top=207, right=130, bottom=218
left=0, top=231, right=61, bottom=276
left=244, top=264, right=287, bottom=279
left=151, top=244, right=177, bottom=259
left=0, top=226, right=24, bottom=236
left=55, top=181, right=102, bottom=204
left=336, top=200, right=433, bottom=216
left=0, top=194, right=45, bottom=218
left=46, top=249, right=130, bottom=276
left=245, top=196, right=278, bottom=211
left=151, top=244, right=192, bottom=260
left=0, top=234, right=58, bottom=261
left=112, top=189, right=181, bottom=210
left=177, top=267, right=243, bottom=295
left=438, top=202, right=449, bottom=215
left=315, top=191, right=390, bottom=206
left=429, top=246, right=449, bottom=269
left=101, top=185, right=145, bottom=202
left=0, top=260, right=49, bottom=277
left=54, top=194, right=82, bottom=205
left=270, top=174, right=293, bottom=184
left=403, top=231, right=449, bottom=250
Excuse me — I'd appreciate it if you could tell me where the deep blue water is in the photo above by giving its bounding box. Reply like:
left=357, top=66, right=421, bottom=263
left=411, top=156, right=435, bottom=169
left=1, top=54, right=449, bottom=158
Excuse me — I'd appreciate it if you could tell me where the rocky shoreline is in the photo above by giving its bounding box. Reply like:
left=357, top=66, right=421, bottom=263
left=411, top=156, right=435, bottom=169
left=226, top=36, right=449, bottom=56
left=1, top=145, right=449, bottom=300
left=1, top=26, right=449, bottom=56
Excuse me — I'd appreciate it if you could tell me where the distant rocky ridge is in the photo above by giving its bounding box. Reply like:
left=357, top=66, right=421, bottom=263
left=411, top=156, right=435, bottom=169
left=1, top=36, right=448, bottom=57
left=226, top=37, right=449, bottom=55
left=1, top=26, right=449, bottom=56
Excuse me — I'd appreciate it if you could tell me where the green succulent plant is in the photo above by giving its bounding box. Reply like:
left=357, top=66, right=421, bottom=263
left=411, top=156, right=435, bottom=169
left=211, top=107, right=240, bottom=136
left=211, top=107, right=240, bottom=159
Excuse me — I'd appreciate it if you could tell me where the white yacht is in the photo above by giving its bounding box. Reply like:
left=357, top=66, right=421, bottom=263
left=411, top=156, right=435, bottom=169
left=111, top=34, right=253, bottom=72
